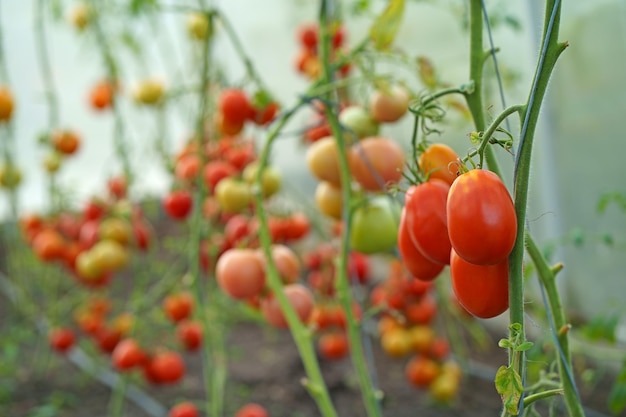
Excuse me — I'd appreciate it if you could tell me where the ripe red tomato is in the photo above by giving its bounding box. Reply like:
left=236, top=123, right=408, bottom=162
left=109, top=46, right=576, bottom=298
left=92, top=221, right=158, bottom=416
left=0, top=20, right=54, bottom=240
left=450, top=249, right=509, bottom=319
left=348, top=136, right=405, bottom=191
left=397, top=208, right=445, bottom=281
left=203, top=160, right=237, bottom=191
left=32, top=228, right=66, bottom=262
left=215, top=248, right=266, bottom=299
left=404, top=180, right=451, bottom=265
left=95, top=326, right=123, bottom=353
left=405, top=355, right=441, bottom=388
left=163, top=292, right=195, bottom=323
left=176, top=320, right=203, bottom=351
left=219, top=88, right=253, bottom=126
left=404, top=295, right=437, bottom=325
left=447, top=169, right=517, bottom=265
left=146, top=351, right=185, bottom=384
left=51, top=130, right=81, bottom=155
left=112, top=338, right=147, bottom=371
left=252, top=101, right=279, bottom=126
left=261, top=284, right=314, bottom=328
left=284, top=212, right=310, bottom=240
left=234, top=403, right=269, bottom=417
left=163, top=190, right=193, bottom=220
left=298, top=23, right=318, bottom=50
left=259, top=245, right=301, bottom=284
left=107, top=176, right=127, bottom=199
left=175, top=154, right=201, bottom=182
left=90, top=80, right=115, bottom=110
left=318, top=332, right=349, bottom=360
left=224, top=214, right=250, bottom=246
left=49, top=328, right=76, bottom=353
left=169, top=402, right=198, bottom=417
left=418, top=143, right=460, bottom=186
left=347, top=251, right=370, bottom=284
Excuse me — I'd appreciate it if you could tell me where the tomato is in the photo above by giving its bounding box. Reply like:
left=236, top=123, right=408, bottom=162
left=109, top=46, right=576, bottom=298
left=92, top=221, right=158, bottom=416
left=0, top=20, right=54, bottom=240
left=132, top=219, right=152, bottom=251
left=219, top=88, right=253, bottom=125
left=381, top=328, right=412, bottom=358
left=203, top=160, right=237, bottom=191
left=78, top=220, right=100, bottom=250
left=450, top=249, right=509, bottom=319
left=298, top=23, right=318, bottom=50
left=407, top=325, right=435, bottom=354
left=284, top=212, right=310, bottom=240
left=216, top=248, right=266, bottom=300
left=90, top=80, right=115, bottom=110
left=132, top=78, right=164, bottom=105
left=405, top=355, right=440, bottom=388
left=175, top=154, right=201, bottom=182
left=111, top=312, right=134, bottom=335
left=252, top=101, right=279, bottom=126
left=215, top=177, right=252, bottom=213
left=234, top=403, right=269, bottom=417
left=146, top=351, right=185, bottom=384
left=397, top=208, right=445, bottom=281
left=303, top=120, right=331, bottom=143
left=67, top=3, right=90, bottom=31
left=429, top=337, right=450, bottom=360
left=315, top=181, right=343, bottom=219
left=404, top=181, right=451, bottom=265
left=186, top=12, right=211, bottom=40
left=349, top=196, right=399, bottom=254
left=107, top=176, right=127, bottom=199
left=224, top=214, right=250, bottom=246
left=0, top=85, right=14, bottom=122
left=163, top=292, right=195, bottom=323
left=163, top=190, right=193, bottom=220
left=83, top=200, right=106, bottom=221
left=95, top=326, right=123, bottom=353
left=369, top=85, right=410, bottom=123
left=242, top=162, right=282, bottom=198
left=404, top=295, right=437, bottom=325
left=224, top=140, right=256, bottom=170
left=318, top=332, right=349, bottom=360
left=177, top=320, right=203, bottom=351
left=429, top=372, right=460, bottom=402
left=112, top=338, right=147, bottom=371
left=216, top=111, right=244, bottom=136
left=75, top=310, right=104, bottom=336
left=49, top=328, right=76, bottom=353
left=418, top=143, right=460, bottom=186
left=259, top=245, right=301, bottom=284
left=169, top=402, right=199, bottom=417
left=347, top=251, right=369, bottom=284
left=99, top=217, right=132, bottom=245
left=51, top=129, right=81, bottom=155
left=32, top=228, right=66, bottom=262
left=306, top=136, right=343, bottom=187
left=338, top=105, right=379, bottom=141
left=261, top=284, right=314, bottom=328
left=90, top=239, right=129, bottom=272
left=447, top=169, right=517, bottom=265
left=348, top=136, right=405, bottom=191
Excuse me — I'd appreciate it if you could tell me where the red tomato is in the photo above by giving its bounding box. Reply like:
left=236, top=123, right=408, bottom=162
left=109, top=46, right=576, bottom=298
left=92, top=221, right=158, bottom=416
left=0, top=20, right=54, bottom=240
left=318, top=332, right=349, bottom=360
left=347, top=251, right=370, bottom=284
left=169, top=402, right=199, bottom=417
left=83, top=200, right=106, bottom=221
left=447, top=169, right=517, bottom=265
left=219, top=88, right=253, bottom=126
left=90, top=80, right=115, bottom=110
left=261, top=284, right=314, bottom=328
left=404, top=296, right=437, bottom=325
left=203, top=160, right=237, bottom=191
left=163, top=190, right=193, bottom=220
left=234, top=403, right=269, bottom=417
left=450, top=249, right=509, bottom=319
left=259, top=245, right=301, bottom=284
left=404, top=181, right=451, bottom=265
left=163, top=292, right=195, bottom=323
left=175, top=154, right=201, bottom=182
left=95, top=326, right=123, bottom=353
left=253, top=101, right=279, bottom=126
left=397, top=208, right=445, bottom=281
left=132, top=219, right=152, bottom=251
left=146, top=351, right=185, bottom=384
left=52, top=130, right=81, bottom=155
left=215, top=248, right=266, bottom=300
left=177, top=320, right=203, bottom=351
left=418, top=143, right=460, bottom=186
left=348, top=136, right=405, bottom=191
left=112, top=338, right=147, bottom=371
left=224, top=214, right=250, bottom=246
left=107, top=176, right=127, bottom=199
left=49, top=328, right=76, bottom=353
left=284, top=212, right=310, bottom=240
left=298, top=23, right=318, bottom=50
left=405, top=355, right=441, bottom=388
left=32, top=228, right=66, bottom=262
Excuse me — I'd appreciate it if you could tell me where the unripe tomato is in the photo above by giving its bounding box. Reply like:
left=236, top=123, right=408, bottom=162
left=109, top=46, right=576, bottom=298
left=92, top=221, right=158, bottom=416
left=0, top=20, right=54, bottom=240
left=397, top=208, right=445, bottom=281
left=215, top=177, right=252, bottom=213
left=447, top=169, right=517, bottom=265
left=67, top=3, right=91, bottom=31
left=132, top=78, right=165, bottom=105
left=450, top=249, right=509, bottom=319
left=163, top=190, right=193, bottom=220
left=350, top=196, right=399, bottom=254
left=0, top=85, right=14, bottom=122
left=216, top=248, right=266, bottom=300
left=43, top=152, right=62, bottom=173
left=429, top=372, right=460, bottom=402
left=242, top=162, right=282, bottom=198
left=407, top=325, right=435, bottom=354
left=381, top=328, right=412, bottom=358
left=99, top=217, right=132, bottom=246
left=261, top=284, right=314, bottom=328
left=338, top=105, right=379, bottom=141
left=306, top=136, right=343, bottom=188
left=348, top=136, right=405, bottom=191
left=315, top=181, right=343, bottom=219
left=90, top=239, right=129, bottom=272
left=234, top=403, right=269, bottom=417
left=418, top=143, right=460, bottom=186
left=186, top=12, right=212, bottom=41
left=404, top=180, right=451, bottom=265
left=369, top=85, right=410, bottom=123
left=0, top=164, right=22, bottom=189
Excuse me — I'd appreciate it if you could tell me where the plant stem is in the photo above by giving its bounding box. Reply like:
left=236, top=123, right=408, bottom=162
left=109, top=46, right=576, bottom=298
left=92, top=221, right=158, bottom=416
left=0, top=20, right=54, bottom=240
left=525, top=234, right=584, bottom=417
left=475, top=104, right=524, bottom=167
left=318, top=2, right=381, bottom=416
left=523, top=388, right=564, bottom=407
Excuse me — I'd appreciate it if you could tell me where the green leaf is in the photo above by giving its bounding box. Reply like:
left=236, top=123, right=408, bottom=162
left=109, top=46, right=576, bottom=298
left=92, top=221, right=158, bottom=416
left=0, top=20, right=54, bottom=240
left=608, top=380, right=626, bottom=415
left=369, top=0, right=405, bottom=50
left=515, top=341, right=534, bottom=352
left=495, top=366, right=523, bottom=415
left=498, top=338, right=513, bottom=349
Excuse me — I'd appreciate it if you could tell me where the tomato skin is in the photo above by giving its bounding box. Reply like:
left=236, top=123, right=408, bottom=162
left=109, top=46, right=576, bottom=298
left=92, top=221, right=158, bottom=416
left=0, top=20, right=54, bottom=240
left=219, top=88, right=253, bottom=125
left=397, top=208, right=445, bottom=281
left=169, top=402, right=199, bottom=417
left=404, top=181, right=451, bottom=265
left=146, top=351, right=185, bottom=384
left=261, top=284, right=314, bottom=328
left=0, top=85, right=14, bottom=122
left=203, top=160, right=237, bottom=191
left=318, top=332, right=349, bottom=360
left=163, top=190, right=193, bottom=220
left=315, top=181, right=343, bottom=219
left=418, top=143, right=460, bottom=186
left=49, top=328, right=76, bottom=353
left=163, top=292, right=195, bottom=323
left=215, top=248, right=266, bottom=300
left=447, top=169, right=517, bottom=265
left=176, top=320, right=203, bottom=351
left=348, top=136, right=405, bottom=191
left=306, top=136, right=342, bottom=188
left=450, top=249, right=509, bottom=319
left=234, top=403, right=269, bottom=417
left=52, top=130, right=81, bottom=155
left=112, top=338, right=147, bottom=371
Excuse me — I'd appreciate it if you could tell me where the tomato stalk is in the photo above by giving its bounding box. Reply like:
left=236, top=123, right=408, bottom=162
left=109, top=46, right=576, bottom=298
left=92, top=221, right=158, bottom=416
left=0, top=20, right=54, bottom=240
left=318, top=2, right=382, bottom=416
left=254, top=101, right=340, bottom=417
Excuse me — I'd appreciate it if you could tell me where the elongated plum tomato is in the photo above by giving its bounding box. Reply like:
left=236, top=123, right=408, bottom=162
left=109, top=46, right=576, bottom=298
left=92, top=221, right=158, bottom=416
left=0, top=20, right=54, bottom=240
left=447, top=169, right=517, bottom=265
left=350, top=195, right=400, bottom=255
left=348, top=136, right=405, bottom=191
left=261, top=283, right=314, bottom=328
left=398, top=208, right=444, bottom=281
left=418, top=143, right=459, bottom=186
left=215, top=248, right=266, bottom=300
left=450, top=249, right=509, bottom=319
left=404, top=180, right=451, bottom=265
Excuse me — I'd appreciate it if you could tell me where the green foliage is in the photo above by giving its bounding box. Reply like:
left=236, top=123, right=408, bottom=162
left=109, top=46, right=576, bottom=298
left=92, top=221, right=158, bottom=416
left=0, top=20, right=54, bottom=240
left=580, top=314, right=619, bottom=344
left=597, top=192, right=626, bottom=214
left=369, top=0, right=405, bottom=50
left=609, top=361, right=626, bottom=415
left=495, top=365, right=523, bottom=415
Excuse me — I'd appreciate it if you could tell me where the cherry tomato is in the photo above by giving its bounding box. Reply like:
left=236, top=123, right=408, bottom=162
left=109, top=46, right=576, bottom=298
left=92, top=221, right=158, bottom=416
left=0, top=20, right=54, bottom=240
left=112, top=338, right=147, bottom=371
left=176, top=320, right=203, bottom=351
left=450, top=249, right=509, bottom=319
left=203, top=160, right=237, bottom=191
left=49, top=328, right=76, bottom=353
left=145, top=351, right=185, bottom=384
left=315, top=181, right=343, bottom=219
left=169, top=402, right=199, bottom=417
left=219, top=88, right=253, bottom=126
left=298, top=23, right=318, bottom=50
left=163, top=190, right=193, bottom=220
left=318, top=332, right=349, bottom=360
left=215, top=177, right=252, bottom=213
left=51, top=129, right=81, bottom=155
left=163, top=292, right=195, bottom=323
left=234, top=403, right=269, bottom=417
left=447, top=169, right=517, bottom=265
left=405, top=355, right=440, bottom=388
left=0, top=85, right=14, bottom=122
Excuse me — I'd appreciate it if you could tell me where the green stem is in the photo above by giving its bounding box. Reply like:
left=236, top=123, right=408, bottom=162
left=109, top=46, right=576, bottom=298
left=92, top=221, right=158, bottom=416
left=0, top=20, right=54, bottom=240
left=255, top=102, right=339, bottom=417
left=525, top=234, right=584, bottom=417
left=107, top=376, right=128, bottom=417
left=319, top=3, right=381, bottom=417
left=476, top=104, right=524, bottom=167
left=523, top=388, right=564, bottom=407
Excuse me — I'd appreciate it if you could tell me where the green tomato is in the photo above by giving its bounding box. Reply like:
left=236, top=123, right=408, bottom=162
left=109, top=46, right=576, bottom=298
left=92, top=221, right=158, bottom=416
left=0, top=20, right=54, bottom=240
left=339, top=105, right=379, bottom=141
left=350, top=195, right=400, bottom=254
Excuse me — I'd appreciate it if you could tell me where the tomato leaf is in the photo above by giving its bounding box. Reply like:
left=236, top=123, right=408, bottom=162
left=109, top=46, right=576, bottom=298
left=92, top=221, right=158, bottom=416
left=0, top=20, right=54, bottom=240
left=495, top=365, right=523, bottom=415
left=515, top=341, right=534, bottom=352
left=369, top=0, right=405, bottom=50
left=609, top=377, right=626, bottom=415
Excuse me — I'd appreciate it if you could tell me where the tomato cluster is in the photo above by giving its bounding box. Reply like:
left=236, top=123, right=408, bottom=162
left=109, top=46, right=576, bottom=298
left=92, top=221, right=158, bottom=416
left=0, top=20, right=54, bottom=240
left=218, top=88, right=279, bottom=135
left=294, top=22, right=349, bottom=80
